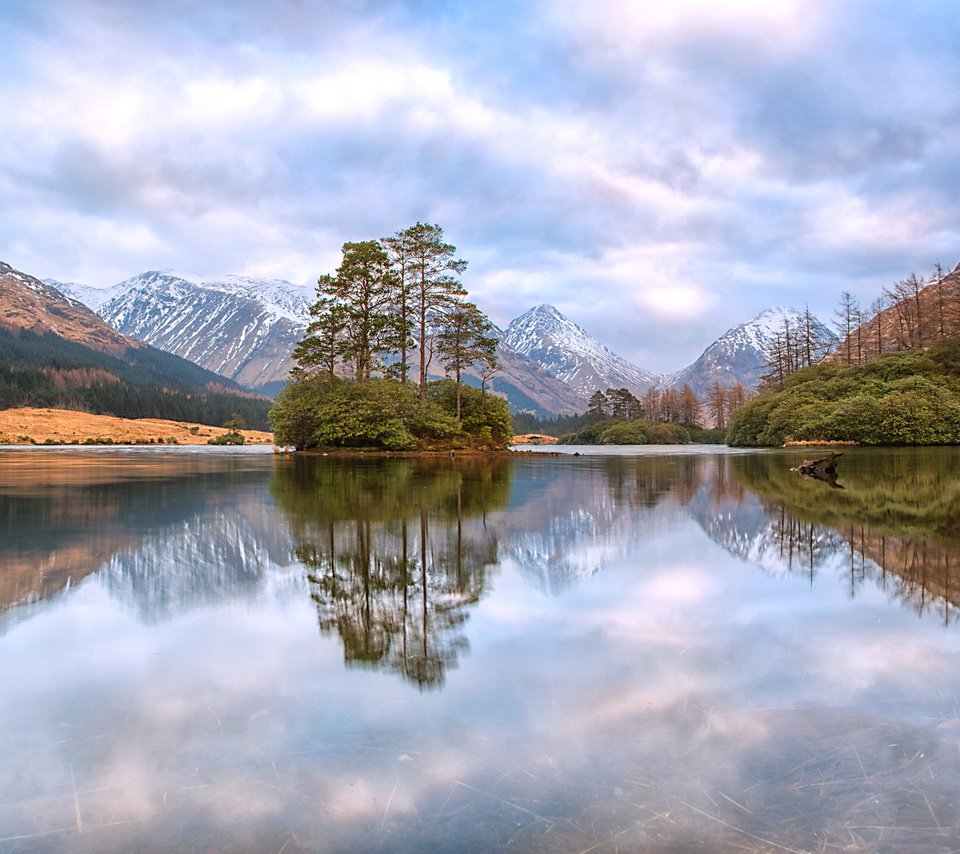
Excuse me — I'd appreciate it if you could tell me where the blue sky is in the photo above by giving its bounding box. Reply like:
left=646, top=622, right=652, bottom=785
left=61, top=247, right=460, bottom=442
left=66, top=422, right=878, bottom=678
left=2, top=0, right=959, bottom=371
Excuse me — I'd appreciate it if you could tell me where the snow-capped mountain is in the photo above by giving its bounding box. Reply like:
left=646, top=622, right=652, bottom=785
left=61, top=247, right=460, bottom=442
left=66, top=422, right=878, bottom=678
left=59, top=271, right=315, bottom=391
left=662, top=306, right=836, bottom=397
left=502, top=304, right=661, bottom=397
left=60, top=273, right=590, bottom=412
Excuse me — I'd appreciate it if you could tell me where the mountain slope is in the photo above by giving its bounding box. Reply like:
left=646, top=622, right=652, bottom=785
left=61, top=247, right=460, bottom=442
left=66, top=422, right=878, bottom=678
left=4, top=262, right=132, bottom=355
left=663, top=307, right=836, bottom=397
left=502, top=304, right=661, bottom=397
left=62, top=274, right=590, bottom=414
left=0, top=261, right=271, bottom=428
left=828, top=262, right=960, bottom=362
left=58, top=271, right=315, bottom=391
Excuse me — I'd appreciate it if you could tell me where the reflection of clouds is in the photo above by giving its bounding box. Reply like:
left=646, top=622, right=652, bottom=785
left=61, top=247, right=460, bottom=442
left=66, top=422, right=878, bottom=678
left=4, top=455, right=960, bottom=851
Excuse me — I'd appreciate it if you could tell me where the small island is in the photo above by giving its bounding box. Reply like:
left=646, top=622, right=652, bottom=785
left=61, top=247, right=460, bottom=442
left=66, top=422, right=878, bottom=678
left=269, top=223, right=512, bottom=452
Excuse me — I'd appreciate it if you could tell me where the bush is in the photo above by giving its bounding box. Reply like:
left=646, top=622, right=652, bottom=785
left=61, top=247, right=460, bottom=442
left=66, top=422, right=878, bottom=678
left=270, top=376, right=514, bottom=451
left=728, top=349, right=960, bottom=446
left=599, top=421, right=647, bottom=444
left=208, top=430, right=246, bottom=445
left=646, top=423, right=690, bottom=444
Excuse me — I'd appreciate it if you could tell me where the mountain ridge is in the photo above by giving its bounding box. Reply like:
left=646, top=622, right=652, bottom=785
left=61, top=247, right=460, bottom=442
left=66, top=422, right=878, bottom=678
left=47, top=265, right=834, bottom=415
left=0, top=261, right=272, bottom=428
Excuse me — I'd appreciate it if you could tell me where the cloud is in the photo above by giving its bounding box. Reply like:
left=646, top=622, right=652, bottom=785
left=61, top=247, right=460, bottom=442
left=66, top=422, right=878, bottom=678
left=2, top=1, right=960, bottom=370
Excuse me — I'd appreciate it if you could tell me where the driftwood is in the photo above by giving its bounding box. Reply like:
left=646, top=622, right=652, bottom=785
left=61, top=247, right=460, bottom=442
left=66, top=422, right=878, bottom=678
left=792, top=452, right=844, bottom=488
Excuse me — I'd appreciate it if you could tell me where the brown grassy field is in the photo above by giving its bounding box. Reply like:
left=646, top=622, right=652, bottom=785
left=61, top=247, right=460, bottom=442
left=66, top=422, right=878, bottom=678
left=0, top=408, right=273, bottom=445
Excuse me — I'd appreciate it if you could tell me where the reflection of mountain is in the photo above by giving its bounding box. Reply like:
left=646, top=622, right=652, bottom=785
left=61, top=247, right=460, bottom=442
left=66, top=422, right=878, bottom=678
left=0, top=452, right=290, bottom=624
left=491, top=457, right=696, bottom=595
left=692, top=451, right=960, bottom=625
left=272, top=457, right=510, bottom=689
left=98, top=495, right=298, bottom=621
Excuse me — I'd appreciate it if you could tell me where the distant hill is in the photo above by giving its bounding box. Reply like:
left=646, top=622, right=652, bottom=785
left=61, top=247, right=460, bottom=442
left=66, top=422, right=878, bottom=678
left=54, top=264, right=839, bottom=416
left=0, top=261, right=272, bottom=429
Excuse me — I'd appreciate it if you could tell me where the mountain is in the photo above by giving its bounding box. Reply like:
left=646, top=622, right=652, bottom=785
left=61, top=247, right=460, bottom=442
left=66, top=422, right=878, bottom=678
left=4, top=262, right=132, bottom=355
left=55, top=271, right=315, bottom=392
left=663, top=306, right=836, bottom=397
left=0, top=261, right=271, bottom=428
left=502, top=304, right=661, bottom=398
left=60, top=274, right=589, bottom=415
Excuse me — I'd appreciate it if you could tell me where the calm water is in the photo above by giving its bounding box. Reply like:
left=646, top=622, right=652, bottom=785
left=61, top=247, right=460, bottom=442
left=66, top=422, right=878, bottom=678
left=2, top=445, right=960, bottom=853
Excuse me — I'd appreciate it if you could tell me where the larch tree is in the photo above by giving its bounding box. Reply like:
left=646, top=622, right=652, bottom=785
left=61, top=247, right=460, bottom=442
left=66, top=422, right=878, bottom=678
left=834, top=291, right=859, bottom=364
left=706, top=382, right=728, bottom=429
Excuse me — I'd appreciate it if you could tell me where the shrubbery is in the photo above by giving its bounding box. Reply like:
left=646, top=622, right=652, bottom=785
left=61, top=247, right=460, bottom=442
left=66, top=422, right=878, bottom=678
left=269, top=377, right=512, bottom=451
left=559, top=418, right=694, bottom=445
left=727, top=343, right=960, bottom=446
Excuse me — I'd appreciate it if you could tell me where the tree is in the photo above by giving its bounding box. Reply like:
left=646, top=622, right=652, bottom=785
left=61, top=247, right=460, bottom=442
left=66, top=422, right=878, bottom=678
left=292, top=296, right=347, bottom=388
left=381, top=229, right=417, bottom=383
left=435, top=302, right=498, bottom=422
left=641, top=388, right=660, bottom=421
left=323, top=240, right=397, bottom=382
left=706, top=382, right=728, bottom=429
left=606, top=387, right=640, bottom=419
left=868, top=297, right=887, bottom=358
left=678, top=384, right=702, bottom=427
left=587, top=390, right=609, bottom=419
left=400, top=223, right=468, bottom=401
left=834, top=291, right=860, bottom=364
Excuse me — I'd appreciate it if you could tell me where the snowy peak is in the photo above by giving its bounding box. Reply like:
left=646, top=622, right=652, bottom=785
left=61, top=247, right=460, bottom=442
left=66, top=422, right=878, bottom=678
left=502, top=304, right=660, bottom=397
left=59, top=270, right=316, bottom=390
left=663, top=306, right=836, bottom=396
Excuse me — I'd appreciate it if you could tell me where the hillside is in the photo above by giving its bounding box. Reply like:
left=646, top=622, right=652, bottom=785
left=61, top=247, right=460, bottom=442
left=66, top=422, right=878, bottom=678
left=829, top=262, right=960, bottom=364
left=727, top=340, right=960, bottom=446
left=0, top=262, right=272, bottom=429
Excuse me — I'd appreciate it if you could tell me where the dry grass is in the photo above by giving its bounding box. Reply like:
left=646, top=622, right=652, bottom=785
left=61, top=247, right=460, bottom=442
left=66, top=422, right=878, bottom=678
left=0, top=407, right=273, bottom=445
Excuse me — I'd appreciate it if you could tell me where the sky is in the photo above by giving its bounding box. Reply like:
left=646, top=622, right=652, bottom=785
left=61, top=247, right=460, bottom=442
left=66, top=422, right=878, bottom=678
left=2, top=0, right=960, bottom=372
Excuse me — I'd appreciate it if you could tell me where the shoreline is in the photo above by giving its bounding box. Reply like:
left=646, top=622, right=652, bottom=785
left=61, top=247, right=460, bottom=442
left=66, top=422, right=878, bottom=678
left=0, top=407, right=273, bottom=446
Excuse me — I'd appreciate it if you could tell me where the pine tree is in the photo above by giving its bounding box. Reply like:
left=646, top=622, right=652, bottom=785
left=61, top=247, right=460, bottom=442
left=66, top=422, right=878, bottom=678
left=587, top=390, right=609, bottom=419
left=435, top=302, right=498, bottom=422
left=400, top=222, right=468, bottom=401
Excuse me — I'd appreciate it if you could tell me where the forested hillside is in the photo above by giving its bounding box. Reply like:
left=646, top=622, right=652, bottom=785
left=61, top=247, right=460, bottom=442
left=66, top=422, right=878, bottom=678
left=727, top=340, right=960, bottom=446
left=0, top=324, right=271, bottom=429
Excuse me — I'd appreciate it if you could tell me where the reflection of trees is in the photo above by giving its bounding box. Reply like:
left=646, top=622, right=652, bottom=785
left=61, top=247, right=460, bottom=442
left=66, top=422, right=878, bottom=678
left=719, top=450, right=960, bottom=625
left=272, top=457, right=510, bottom=689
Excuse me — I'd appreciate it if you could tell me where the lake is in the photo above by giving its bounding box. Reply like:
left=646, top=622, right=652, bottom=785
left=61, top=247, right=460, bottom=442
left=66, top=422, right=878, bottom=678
left=2, top=445, right=960, bottom=853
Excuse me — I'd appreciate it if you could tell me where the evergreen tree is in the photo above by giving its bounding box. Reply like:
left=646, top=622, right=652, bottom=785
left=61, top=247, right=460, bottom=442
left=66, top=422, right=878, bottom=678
left=292, top=296, right=347, bottom=388
left=400, top=222, right=468, bottom=401
left=587, top=390, right=609, bottom=419
left=435, top=302, right=498, bottom=422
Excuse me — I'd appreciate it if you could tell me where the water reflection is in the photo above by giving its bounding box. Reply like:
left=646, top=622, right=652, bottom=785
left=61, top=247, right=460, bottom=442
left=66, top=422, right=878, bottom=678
left=720, top=449, right=960, bottom=625
left=0, top=450, right=292, bottom=625
left=4, top=448, right=960, bottom=852
left=271, top=457, right=509, bottom=688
